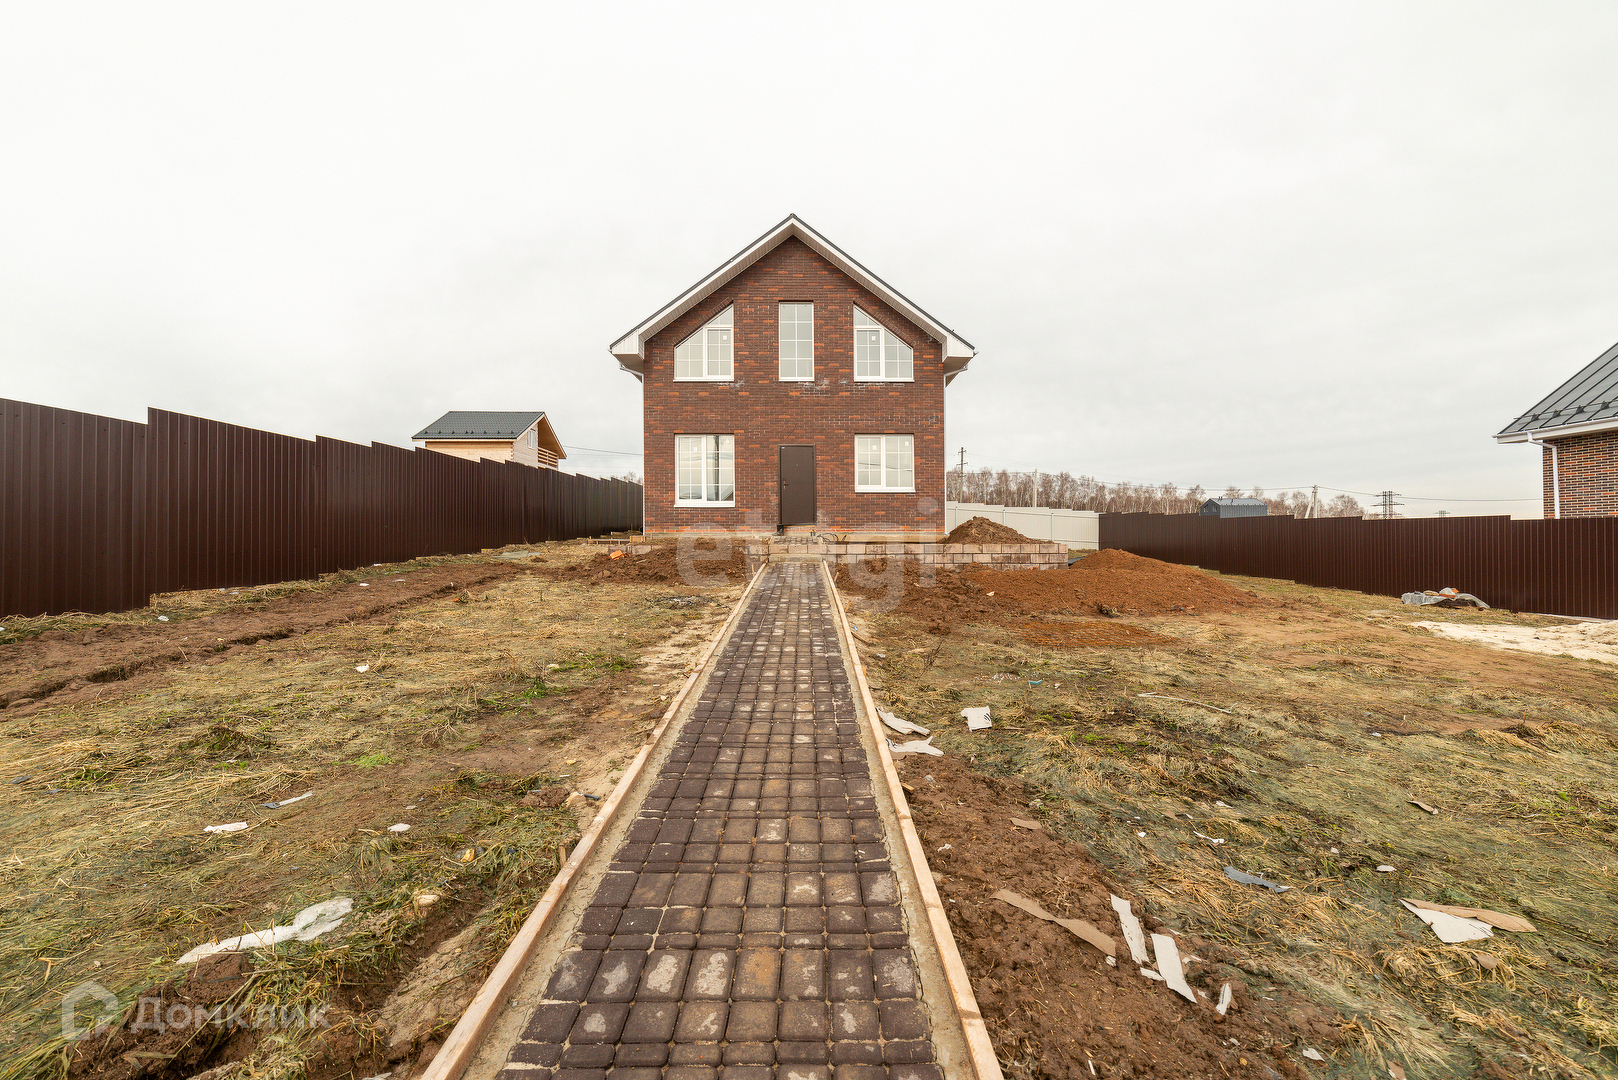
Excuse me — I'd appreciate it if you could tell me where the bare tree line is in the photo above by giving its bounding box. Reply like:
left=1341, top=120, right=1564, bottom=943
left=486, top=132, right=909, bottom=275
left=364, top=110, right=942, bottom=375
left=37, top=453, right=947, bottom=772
left=945, top=468, right=1365, bottom=518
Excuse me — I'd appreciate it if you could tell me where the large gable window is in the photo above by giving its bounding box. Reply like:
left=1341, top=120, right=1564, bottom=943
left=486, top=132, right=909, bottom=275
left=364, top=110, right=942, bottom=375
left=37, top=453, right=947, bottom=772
left=853, top=307, right=913, bottom=381
left=674, top=306, right=734, bottom=380
left=856, top=434, right=914, bottom=491
left=779, top=302, right=813, bottom=380
left=676, top=435, right=735, bottom=505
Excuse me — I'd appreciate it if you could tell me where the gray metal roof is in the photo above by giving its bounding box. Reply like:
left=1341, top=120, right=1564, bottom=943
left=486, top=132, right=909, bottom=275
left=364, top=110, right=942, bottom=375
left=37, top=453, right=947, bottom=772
left=1205, top=498, right=1266, bottom=507
left=413, top=411, right=548, bottom=440
left=1497, top=339, right=1618, bottom=437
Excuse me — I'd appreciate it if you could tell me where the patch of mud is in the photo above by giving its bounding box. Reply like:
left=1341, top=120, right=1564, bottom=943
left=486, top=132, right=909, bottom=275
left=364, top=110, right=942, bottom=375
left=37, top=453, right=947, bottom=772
left=899, top=754, right=1339, bottom=1079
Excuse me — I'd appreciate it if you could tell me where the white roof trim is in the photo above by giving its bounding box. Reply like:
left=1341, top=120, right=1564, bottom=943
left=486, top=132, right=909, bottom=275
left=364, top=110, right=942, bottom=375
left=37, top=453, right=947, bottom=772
left=1495, top=416, right=1618, bottom=443
left=610, top=214, right=976, bottom=384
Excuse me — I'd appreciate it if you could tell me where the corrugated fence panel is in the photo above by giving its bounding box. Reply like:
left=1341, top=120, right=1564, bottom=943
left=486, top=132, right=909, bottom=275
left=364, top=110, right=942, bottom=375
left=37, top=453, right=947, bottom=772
left=1099, top=512, right=1618, bottom=619
left=2, top=401, right=643, bottom=617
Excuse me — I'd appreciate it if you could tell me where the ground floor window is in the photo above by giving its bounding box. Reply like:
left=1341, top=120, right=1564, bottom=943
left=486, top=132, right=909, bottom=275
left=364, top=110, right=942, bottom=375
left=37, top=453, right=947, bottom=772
left=855, top=434, right=914, bottom=491
left=675, top=434, right=735, bottom=505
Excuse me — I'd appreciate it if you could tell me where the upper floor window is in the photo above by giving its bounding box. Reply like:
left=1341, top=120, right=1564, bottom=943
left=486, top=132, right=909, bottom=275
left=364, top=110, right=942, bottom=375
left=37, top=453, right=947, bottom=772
left=526, top=428, right=537, bottom=448
left=674, top=306, right=734, bottom=380
left=853, top=307, right=913, bottom=380
left=779, top=302, right=813, bottom=380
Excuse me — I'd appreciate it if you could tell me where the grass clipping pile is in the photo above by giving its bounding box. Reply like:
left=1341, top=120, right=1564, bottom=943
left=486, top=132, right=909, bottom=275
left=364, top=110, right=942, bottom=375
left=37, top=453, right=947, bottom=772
left=846, top=555, right=1618, bottom=1078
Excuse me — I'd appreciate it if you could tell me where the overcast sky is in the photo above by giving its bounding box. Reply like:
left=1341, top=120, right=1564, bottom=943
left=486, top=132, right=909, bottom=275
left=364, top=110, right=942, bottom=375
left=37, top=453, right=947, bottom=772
left=4, top=2, right=1616, bottom=517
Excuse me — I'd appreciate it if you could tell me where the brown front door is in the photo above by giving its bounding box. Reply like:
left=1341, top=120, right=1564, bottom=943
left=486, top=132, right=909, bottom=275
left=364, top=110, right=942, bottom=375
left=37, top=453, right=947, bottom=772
left=779, top=445, right=816, bottom=527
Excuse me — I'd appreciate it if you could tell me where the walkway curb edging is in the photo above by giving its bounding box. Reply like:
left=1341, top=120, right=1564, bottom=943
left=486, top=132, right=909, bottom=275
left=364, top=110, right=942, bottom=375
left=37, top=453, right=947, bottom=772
left=420, top=565, right=767, bottom=1080
left=821, top=561, right=1006, bottom=1080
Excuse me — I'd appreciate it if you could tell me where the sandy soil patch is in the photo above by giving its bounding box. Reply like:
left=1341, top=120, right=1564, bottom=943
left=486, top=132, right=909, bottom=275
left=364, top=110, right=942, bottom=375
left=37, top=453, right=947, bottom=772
left=1414, top=617, right=1618, bottom=665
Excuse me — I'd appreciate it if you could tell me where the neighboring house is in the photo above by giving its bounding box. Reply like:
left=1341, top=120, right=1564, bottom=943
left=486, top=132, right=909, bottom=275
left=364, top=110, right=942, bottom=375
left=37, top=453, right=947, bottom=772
left=1495, top=339, right=1618, bottom=517
left=610, top=215, right=976, bottom=539
left=1200, top=497, right=1268, bottom=518
left=412, top=411, right=566, bottom=470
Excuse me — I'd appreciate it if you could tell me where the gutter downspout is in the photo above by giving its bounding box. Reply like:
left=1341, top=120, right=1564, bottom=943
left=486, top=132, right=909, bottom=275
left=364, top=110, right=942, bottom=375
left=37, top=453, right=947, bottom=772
left=1528, top=432, right=1560, bottom=518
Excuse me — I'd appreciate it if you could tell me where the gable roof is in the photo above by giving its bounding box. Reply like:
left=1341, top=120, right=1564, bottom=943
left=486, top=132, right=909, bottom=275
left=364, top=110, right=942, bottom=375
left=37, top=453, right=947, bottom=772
left=609, top=214, right=976, bottom=384
left=412, top=411, right=565, bottom=457
left=1496, top=339, right=1618, bottom=442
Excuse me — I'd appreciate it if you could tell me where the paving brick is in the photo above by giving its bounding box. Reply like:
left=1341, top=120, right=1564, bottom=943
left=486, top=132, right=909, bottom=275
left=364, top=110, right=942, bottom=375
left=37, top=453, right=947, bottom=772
left=544, top=951, right=601, bottom=1001
left=559, top=1043, right=615, bottom=1067
left=722, top=1042, right=777, bottom=1066
left=566, top=1002, right=630, bottom=1043
left=781, top=948, right=827, bottom=999
left=717, top=1067, right=773, bottom=1080
left=724, top=1000, right=778, bottom=1042
left=673, top=1000, right=728, bottom=1041
left=879, top=999, right=929, bottom=1040
left=779, top=1000, right=830, bottom=1041
left=827, top=952, right=874, bottom=1000
left=520, top=1002, right=578, bottom=1042
left=885, top=1039, right=936, bottom=1064
left=614, top=1043, right=669, bottom=1066
left=508, top=1040, right=561, bottom=1066
left=776, top=1066, right=832, bottom=1080
left=872, top=951, right=919, bottom=999
left=708, top=873, right=749, bottom=906
left=634, top=951, right=690, bottom=1000
left=585, top=951, right=645, bottom=1002
left=615, top=909, right=663, bottom=934
left=887, top=1066, right=945, bottom=1080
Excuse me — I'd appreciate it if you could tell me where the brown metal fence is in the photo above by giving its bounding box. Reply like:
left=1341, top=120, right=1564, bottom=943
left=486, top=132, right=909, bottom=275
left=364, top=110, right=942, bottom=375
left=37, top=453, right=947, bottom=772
left=1099, top=512, right=1618, bottom=618
left=1, top=399, right=643, bottom=617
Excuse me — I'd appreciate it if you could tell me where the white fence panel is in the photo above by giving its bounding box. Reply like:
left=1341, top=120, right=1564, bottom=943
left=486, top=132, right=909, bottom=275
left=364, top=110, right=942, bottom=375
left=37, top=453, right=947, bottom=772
left=946, top=502, right=1099, bottom=548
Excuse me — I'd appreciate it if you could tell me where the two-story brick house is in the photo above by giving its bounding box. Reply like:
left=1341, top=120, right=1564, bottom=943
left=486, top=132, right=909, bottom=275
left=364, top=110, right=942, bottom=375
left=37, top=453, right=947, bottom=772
left=1496, top=338, right=1618, bottom=517
left=610, top=216, right=975, bottom=540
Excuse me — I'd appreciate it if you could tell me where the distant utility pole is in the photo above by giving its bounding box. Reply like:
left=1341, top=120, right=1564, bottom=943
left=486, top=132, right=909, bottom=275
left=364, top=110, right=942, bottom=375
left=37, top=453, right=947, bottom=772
left=957, top=447, right=966, bottom=502
left=1032, top=468, right=1039, bottom=508
left=1436, top=510, right=1449, bottom=518
left=1376, top=491, right=1403, bottom=519
left=1307, top=485, right=1319, bottom=519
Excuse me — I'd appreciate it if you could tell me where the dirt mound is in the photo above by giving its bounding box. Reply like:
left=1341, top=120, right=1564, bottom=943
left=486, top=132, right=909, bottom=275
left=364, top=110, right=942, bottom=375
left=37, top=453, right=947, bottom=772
left=899, top=754, right=1334, bottom=1079
left=967, top=549, right=1263, bottom=617
left=832, top=559, right=997, bottom=634
left=1012, top=618, right=1178, bottom=650
left=536, top=542, right=751, bottom=587
left=942, top=515, right=1037, bottom=545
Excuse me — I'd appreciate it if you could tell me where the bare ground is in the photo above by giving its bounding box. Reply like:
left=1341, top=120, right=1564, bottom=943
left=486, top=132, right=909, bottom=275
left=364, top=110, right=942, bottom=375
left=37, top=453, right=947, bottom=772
left=0, top=542, right=742, bottom=1080
left=844, top=559, right=1618, bottom=1080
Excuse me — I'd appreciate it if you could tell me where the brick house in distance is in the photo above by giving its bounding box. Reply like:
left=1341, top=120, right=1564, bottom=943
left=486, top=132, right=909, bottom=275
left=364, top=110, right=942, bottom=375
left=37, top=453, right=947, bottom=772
left=1495, top=339, right=1618, bottom=516
left=610, top=215, right=975, bottom=539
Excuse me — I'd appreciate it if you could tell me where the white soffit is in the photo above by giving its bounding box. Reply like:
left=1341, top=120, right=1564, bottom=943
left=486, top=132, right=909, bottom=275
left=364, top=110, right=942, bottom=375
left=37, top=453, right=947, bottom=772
left=609, top=215, right=976, bottom=383
left=1495, top=416, right=1618, bottom=443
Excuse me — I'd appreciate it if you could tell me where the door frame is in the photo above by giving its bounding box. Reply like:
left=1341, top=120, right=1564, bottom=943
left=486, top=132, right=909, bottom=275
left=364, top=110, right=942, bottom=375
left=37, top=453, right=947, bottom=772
left=777, top=444, right=817, bottom=530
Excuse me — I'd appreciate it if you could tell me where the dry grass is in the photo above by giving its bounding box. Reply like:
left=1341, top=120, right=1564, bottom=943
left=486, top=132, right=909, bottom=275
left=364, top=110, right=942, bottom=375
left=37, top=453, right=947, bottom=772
left=0, top=542, right=741, bottom=1078
left=852, top=568, right=1618, bottom=1078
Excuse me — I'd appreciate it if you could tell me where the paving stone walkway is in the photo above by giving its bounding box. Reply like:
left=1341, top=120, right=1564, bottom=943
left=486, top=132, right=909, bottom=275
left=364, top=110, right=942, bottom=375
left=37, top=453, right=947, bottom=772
left=496, top=563, right=945, bottom=1080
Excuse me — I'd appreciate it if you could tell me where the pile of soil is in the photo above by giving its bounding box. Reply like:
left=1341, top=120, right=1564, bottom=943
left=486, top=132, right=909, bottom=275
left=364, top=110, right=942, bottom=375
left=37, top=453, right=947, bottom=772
left=0, top=560, right=532, bottom=714
left=68, top=952, right=255, bottom=1080
left=536, top=542, right=751, bottom=587
left=835, top=549, right=1264, bottom=638
left=1012, top=619, right=1177, bottom=650
left=942, top=515, right=1038, bottom=545
left=966, top=549, right=1264, bottom=617
left=898, top=754, right=1341, bottom=1079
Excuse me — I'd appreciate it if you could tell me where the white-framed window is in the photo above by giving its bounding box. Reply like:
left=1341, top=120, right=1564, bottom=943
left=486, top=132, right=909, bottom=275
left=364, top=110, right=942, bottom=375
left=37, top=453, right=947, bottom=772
left=853, top=307, right=914, bottom=381
left=779, top=302, right=813, bottom=380
left=676, top=434, right=735, bottom=505
left=527, top=428, right=537, bottom=449
left=855, top=434, right=915, bottom=491
left=674, top=305, right=734, bottom=380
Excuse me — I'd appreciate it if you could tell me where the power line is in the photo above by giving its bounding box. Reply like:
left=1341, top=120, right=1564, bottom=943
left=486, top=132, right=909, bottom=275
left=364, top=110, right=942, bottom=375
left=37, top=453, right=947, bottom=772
left=563, top=444, right=643, bottom=457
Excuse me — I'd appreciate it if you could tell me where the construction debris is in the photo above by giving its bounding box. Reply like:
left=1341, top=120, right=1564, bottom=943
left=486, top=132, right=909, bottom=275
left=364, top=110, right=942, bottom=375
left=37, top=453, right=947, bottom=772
left=1223, top=866, right=1290, bottom=893
left=961, top=706, right=993, bottom=731
left=877, top=708, right=930, bottom=737
left=1110, top=894, right=1150, bottom=964
left=177, top=897, right=354, bottom=963
left=992, top=889, right=1116, bottom=957
left=1402, top=898, right=1535, bottom=933
left=888, top=736, right=944, bottom=757
left=1400, top=899, right=1493, bottom=943
left=1151, top=932, right=1198, bottom=1004
left=1400, top=589, right=1489, bottom=608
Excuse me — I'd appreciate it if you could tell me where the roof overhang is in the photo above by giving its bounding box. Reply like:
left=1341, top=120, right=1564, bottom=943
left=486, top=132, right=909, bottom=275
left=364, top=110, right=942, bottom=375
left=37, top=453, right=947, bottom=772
left=609, top=214, right=976, bottom=385
left=1495, top=416, right=1618, bottom=443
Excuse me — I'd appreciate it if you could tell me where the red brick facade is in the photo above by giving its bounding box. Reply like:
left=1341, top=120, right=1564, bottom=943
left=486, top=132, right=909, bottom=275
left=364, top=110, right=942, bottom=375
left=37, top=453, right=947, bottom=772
left=1542, top=430, right=1618, bottom=517
left=642, top=238, right=946, bottom=538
